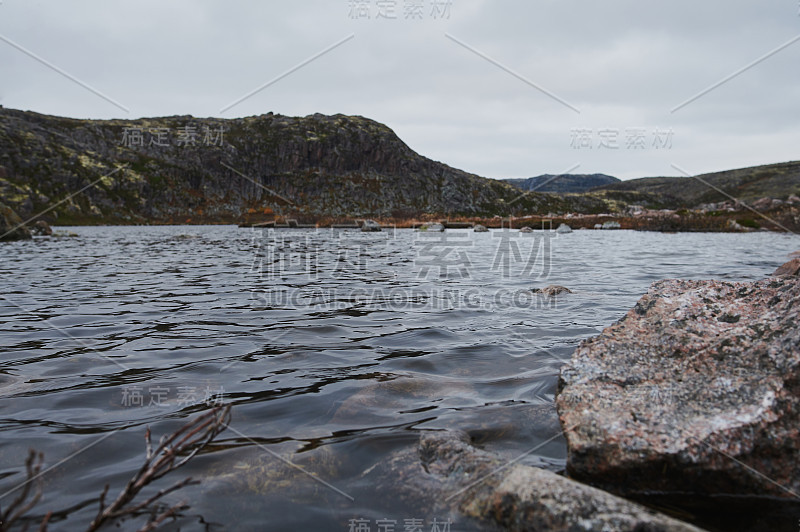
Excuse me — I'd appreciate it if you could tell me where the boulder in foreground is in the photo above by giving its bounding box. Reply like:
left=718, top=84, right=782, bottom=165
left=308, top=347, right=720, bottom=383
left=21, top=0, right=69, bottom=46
left=557, top=277, right=800, bottom=499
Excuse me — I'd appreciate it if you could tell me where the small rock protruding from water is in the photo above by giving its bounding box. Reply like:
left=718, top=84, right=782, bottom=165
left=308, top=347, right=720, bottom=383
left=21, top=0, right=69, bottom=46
left=532, top=285, right=573, bottom=297
left=418, top=223, right=444, bottom=232
left=556, top=223, right=573, bottom=234
left=473, top=224, right=489, bottom=232
left=593, top=223, right=603, bottom=229
left=31, top=220, right=53, bottom=236
left=361, top=219, right=381, bottom=232
left=519, top=226, right=533, bottom=233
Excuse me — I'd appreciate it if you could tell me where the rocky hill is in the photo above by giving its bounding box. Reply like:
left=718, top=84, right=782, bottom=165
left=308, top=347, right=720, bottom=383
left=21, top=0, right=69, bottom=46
left=1, top=107, right=798, bottom=226
left=0, top=107, right=616, bottom=224
left=505, top=173, right=619, bottom=194
left=591, top=161, right=800, bottom=209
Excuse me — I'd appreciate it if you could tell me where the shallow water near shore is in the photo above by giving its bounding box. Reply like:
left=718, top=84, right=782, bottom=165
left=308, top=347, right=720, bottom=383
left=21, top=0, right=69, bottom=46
left=1, top=226, right=798, bottom=531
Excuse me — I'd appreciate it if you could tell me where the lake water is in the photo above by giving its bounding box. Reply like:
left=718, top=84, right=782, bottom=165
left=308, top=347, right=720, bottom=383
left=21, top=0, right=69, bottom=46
left=1, top=226, right=797, bottom=531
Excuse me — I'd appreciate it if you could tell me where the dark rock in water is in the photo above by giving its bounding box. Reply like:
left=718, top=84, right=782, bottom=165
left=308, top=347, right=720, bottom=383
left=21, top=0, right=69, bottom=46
left=519, top=226, right=533, bottom=233
left=557, top=277, right=800, bottom=499
left=0, top=201, right=32, bottom=241
left=532, top=285, right=572, bottom=297
left=361, top=219, right=381, bottom=232
left=473, top=224, right=489, bottom=232
left=773, top=258, right=800, bottom=277
left=366, top=431, right=704, bottom=531
left=31, top=220, right=53, bottom=236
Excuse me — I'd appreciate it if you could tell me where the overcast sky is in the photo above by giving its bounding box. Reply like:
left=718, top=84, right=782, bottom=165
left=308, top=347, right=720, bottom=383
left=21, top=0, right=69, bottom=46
left=1, top=0, right=798, bottom=180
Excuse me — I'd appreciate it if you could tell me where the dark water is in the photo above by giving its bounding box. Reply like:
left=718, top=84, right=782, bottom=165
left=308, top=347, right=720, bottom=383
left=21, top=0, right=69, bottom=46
left=0, top=226, right=797, bottom=531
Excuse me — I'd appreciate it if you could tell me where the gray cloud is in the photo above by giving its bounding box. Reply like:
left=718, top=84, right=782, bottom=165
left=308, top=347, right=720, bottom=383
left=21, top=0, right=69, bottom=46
left=1, top=0, right=798, bottom=180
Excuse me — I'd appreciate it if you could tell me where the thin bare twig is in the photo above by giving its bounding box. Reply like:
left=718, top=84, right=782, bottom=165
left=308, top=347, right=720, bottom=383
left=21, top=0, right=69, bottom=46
left=87, top=405, right=231, bottom=531
left=1, top=407, right=230, bottom=532
left=0, top=450, right=45, bottom=532
left=135, top=501, right=188, bottom=532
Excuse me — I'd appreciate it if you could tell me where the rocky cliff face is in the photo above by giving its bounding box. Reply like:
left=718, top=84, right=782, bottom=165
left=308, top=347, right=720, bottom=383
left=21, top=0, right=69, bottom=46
left=0, top=108, right=571, bottom=223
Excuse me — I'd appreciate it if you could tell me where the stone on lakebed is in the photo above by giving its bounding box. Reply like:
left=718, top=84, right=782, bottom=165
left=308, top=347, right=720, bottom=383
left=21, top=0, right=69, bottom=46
left=366, top=431, right=704, bottom=531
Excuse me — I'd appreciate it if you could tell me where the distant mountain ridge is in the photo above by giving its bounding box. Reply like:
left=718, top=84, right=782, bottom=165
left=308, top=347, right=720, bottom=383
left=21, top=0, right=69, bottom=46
left=505, top=174, right=620, bottom=194
left=590, top=161, right=800, bottom=208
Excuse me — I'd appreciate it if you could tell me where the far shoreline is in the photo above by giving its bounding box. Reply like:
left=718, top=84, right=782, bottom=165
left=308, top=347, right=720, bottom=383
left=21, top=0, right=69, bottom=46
left=43, top=209, right=796, bottom=233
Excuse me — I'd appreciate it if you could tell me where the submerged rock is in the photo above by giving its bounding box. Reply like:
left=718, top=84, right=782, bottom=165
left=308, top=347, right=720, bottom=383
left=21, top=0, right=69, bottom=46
left=0, top=201, right=32, bottom=241
left=366, top=431, right=705, bottom=531
left=473, top=224, right=489, bottom=232
left=203, top=443, right=345, bottom=506
left=361, top=219, right=381, bottom=232
left=331, top=377, right=474, bottom=426
left=532, top=285, right=573, bottom=297
left=556, top=277, right=800, bottom=499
